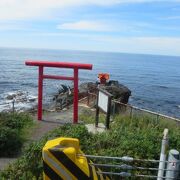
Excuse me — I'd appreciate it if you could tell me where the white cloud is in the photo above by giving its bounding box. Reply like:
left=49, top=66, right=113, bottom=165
left=57, top=21, right=111, bottom=31
left=165, top=16, right=180, bottom=20
left=56, top=20, right=154, bottom=32
left=0, top=0, right=122, bottom=20
left=34, top=31, right=180, bottom=55
left=94, top=36, right=180, bottom=55
left=0, top=0, right=178, bottom=20
left=0, top=22, right=26, bottom=31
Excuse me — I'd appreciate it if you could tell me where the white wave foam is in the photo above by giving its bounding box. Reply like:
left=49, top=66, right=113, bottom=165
left=0, top=90, right=37, bottom=112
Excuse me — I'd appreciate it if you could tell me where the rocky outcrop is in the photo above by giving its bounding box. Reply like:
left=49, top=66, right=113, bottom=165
left=100, top=80, right=131, bottom=104
left=53, top=81, right=131, bottom=111
left=78, top=82, right=97, bottom=99
left=79, top=81, right=131, bottom=104
left=53, top=85, right=73, bottom=110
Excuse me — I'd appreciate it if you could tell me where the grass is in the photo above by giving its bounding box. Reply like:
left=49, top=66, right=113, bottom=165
left=0, top=111, right=179, bottom=179
left=79, top=108, right=107, bottom=124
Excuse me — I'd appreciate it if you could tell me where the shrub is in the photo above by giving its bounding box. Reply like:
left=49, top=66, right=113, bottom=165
left=0, top=112, right=33, bottom=156
left=0, top=124, right=92, bottom=180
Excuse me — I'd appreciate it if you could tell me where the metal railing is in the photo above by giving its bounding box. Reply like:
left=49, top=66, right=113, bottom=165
left=86, top=91, right=97, bottom=107
left=0, top=100, right=15, bottom=113
left=1, top=91, right=180, bottom=125
left=79, top=153, right=180, bottom=179
left=0, top=99, right=37, bottom=113
left=112, top=100, right=180, bottom=123
left=85, top=92, right=180, bottom=124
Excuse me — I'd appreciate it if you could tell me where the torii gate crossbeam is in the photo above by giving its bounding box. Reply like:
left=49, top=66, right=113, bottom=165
left=25, top=61, right=92, bottom=123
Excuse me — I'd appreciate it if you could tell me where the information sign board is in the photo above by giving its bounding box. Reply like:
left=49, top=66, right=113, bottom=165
left=96, top=88, right=112, bottom=129
left=98, top=91, right=109, bottom=113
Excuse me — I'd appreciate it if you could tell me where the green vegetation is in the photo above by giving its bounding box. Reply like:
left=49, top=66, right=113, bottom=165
left=0, top=113, right=179, bottom=179
left=0, top=124, right=92, bottom=180
left=79, top=108, right=106, bottom=124
left=0, top=112, right=34, bottom=157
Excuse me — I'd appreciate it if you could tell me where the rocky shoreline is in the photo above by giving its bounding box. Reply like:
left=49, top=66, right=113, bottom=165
left=0, top=91, right=37, bottom=113
left=0, top=81, right=131, bottom=113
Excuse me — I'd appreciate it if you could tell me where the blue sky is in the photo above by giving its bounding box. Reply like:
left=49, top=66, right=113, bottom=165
left=0, top=0, right=180, bottom=56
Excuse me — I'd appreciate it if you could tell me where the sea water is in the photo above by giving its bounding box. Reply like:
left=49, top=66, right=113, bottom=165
left=0, top=47, right=180, bottom=118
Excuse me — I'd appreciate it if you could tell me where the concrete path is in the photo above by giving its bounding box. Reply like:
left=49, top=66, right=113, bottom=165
left=30, top=104, right=91, bottom=140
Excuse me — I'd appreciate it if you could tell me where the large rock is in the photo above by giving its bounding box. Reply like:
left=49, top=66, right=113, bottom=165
left=79, top=80, right=131, bottom=104
left=53, top=85, right=73, bottom=110
left=101, top=80, right=131, bottom=104
left=53, top=81, right=131, bottom=111
left=78, top=82, right=97, bottom=99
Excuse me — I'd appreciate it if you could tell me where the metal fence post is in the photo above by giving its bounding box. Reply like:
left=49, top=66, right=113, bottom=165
left=87, top=91, right=90, bottom=106
left=95, top=93, right=99, bottom=128
left=130, top=106, right=133, bottom=118
left=105, top=95, right=112, bottom=129
left=157, top=129, right=169, bottom=180
left=12, top=99, right=15, bottom=113
left=66, top=93, right=69, bottom=109
left=165, top=149, right=180, bottom=180
left=156, top=114, right=160, bottom=124
left=60, top=99, right=63, bottom=110
left=112, top=102, right=116, bottom=120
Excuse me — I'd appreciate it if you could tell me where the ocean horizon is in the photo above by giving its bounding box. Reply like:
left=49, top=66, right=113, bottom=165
left=0, top=47, right=180, bottom=118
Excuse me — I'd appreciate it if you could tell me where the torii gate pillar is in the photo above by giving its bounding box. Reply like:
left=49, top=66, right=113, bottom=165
left=25, top=61, right=92, bottom=123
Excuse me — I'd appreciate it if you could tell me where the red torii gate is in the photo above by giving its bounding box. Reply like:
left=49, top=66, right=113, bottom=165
left=25, top=61, right=92, bottom=123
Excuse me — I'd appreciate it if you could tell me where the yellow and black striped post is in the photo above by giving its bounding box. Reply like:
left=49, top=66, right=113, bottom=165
left=42, top=137, right=110, bottom=180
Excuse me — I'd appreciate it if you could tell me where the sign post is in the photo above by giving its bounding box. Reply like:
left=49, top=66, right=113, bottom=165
left=95, top=88, right=112, bottom=129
